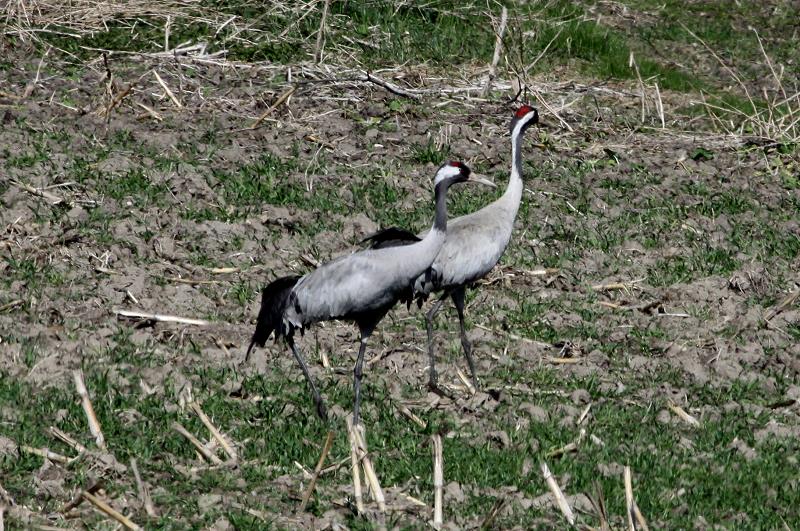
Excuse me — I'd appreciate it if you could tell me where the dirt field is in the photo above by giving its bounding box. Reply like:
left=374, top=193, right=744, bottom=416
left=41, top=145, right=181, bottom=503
left=1, top=1, right=799, bottom=529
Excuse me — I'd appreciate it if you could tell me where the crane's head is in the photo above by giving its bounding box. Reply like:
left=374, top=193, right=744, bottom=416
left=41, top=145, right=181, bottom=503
left=434, top=161, right=496, bottom=188
left=509, top=105, right=539, bottom=136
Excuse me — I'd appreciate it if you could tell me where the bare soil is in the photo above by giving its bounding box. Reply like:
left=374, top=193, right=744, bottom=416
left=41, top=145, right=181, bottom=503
left=1, top=40, right=799, bottom=528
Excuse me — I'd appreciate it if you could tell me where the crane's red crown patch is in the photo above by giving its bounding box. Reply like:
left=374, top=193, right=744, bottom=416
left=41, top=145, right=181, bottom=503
left=515, top=105, right=534, bottom=118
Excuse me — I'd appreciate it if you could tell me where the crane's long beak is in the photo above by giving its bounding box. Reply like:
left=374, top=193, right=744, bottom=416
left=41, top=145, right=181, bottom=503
left=466, top=175, right=497, bottom=188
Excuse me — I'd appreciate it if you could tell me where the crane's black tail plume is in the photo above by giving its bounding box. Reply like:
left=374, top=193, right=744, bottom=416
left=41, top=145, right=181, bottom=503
left=245, top=275, right=301, bottom=362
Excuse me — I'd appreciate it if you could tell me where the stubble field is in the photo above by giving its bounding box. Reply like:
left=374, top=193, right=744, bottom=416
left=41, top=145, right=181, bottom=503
left=1, top=1, right=799, bottom=529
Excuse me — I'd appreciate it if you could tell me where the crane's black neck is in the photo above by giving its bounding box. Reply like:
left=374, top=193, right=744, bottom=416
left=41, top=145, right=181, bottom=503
left=432, top=180, right=450, bottom=233
left=512, top=132, right=523, bottom=177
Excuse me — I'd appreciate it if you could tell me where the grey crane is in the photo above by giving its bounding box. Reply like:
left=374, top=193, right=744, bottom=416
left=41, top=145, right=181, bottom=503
left=363, top=105, right=539, bottom=391
left=245, top=161, right=493, bottom=425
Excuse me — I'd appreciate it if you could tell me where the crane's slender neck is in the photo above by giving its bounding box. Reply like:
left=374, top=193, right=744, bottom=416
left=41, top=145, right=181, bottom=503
left=502, top=122, right=526, bottom=206
left=401, top=178, right=451, bottom=279
left=431, top=180, right=450, bottom=233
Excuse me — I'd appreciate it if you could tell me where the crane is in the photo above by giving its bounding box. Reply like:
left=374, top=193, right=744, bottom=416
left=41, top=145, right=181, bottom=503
left=363, top=105, right=539, bottom=391
left=245, top=161, right=494, bottom=425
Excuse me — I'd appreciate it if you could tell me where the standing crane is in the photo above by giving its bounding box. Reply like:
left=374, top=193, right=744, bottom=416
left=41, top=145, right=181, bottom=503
left=246, top=161, right=494, bottom=425
left=363, top=106, right=539, bottom=391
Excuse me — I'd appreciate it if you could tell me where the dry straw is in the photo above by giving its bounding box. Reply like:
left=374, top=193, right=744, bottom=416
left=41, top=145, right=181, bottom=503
left=682, top=23, right=799, bottom=145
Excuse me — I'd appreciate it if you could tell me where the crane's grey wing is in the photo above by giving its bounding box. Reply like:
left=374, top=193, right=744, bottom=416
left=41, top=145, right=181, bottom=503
left=289, top=250, right=411, bottom=324
left=360, top=227, right=426, bottom=307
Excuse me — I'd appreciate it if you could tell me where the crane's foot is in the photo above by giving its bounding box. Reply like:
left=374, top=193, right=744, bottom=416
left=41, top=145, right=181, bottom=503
left=315, top=400, right=329, bottom=423
left=427, top=379, right=456, bottom=400
left=470, top=375, right=480, bottom=392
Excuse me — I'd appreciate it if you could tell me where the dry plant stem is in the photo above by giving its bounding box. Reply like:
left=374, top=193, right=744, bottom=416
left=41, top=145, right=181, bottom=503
left=591, top=280, right=642, bottom=292
left=114, top=309, right=209, bottom=326
left=765, top=289, right=799, bottom=321
left=355, top=424, right=386, bottom=513
left=480, top=499, right=505, bottom=530
left=622, top=466, right=650, bottom=531
left=153, top=70, right=182, bottom=108
left=634, top=505, right=650, bottom=531
left=590, top=481, right=611, bottom=531
left=346, top=419, right=386, bottom=513
left=0, top=300, right=23, bottom=312
left=654, top=82, right=665, bottom=128
left=247, top=85, right=296, bottom=130
left=432, top=434, right=444, bottom=529
left=48, top=427, right=87, bottom=453
left=752, top=27, right=787, bottom=104
left=530, top=89, right=574, bottom=132
left=456, top=367, right=476, bottom=395
left=60, top=480, right=103, bottom=514
left=547, top=429, right=585, bottom=458
left=668, top=402, right=700, bottom=428
left=680, top=22, right=761, bottom=129
left=540, top=462, right=575, bottom=525
left=364, top=72, right=421, bottom=100
left=189, top=402, right=237, bottom=461
left=0, top=504, right=4, bottom=531
left=73, top=370, right=106, bottom=450
left=395, top=403, right=427, bottom=429
left=299, top=430, right=335, bottom=512
left=10, top=179, right=64, bottom=205
left=624, top=466, right=635, bottom=531
left=313, top=0, right=331, bottom=63
left=21, top=445, right=71, bottom=464
left=346, top=417, right=364, bottom=514
left=130, top=458, right=156, bottom=518
left=0, top=480, right=13, bottom=505
left=483, top=6, right=508, bottom=97
left=103, top=83, right=133, bottom=118
left=135, top=101, right=162, bottom=121
left=577, top=403, right=592, bottom=425
left=525, top=26, right=564, bottom=75
left=82, top=490, right=141, bottom=530
left=628, top=52, right=647, bottom=123
left=474, top=322, right=551, bottom=348
left=172, top=422, right=223, bottom=465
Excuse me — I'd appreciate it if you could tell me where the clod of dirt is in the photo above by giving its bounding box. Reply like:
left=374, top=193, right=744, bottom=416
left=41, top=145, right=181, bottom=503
left=519, top=402, right=549, bottom=423
left=487, top=430, right=511, bottom=449
left=341, top=212, right=379, bottom=241
left=0, top=435, right=18, bottom=457
left=519, top=492, right=552, bottom=511
left=754, top=420, right=800, bottom=443
left=198, top=493, right=223, bottom=513
left=570, top=389, right=591, bottom=405
left=33, top=460, right=67, bottom=499
left=728, top=437, right=758, bottom=461
left=597, top=462, right=624, bottom=478
left=207, top=517, right=232, bottom=531
left=656, top=409, right=672, bottom=424
left=444, top=481, right=466, bottom=503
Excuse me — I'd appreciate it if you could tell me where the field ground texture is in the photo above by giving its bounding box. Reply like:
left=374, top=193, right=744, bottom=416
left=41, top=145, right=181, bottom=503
left=1, top=0, right=799, bottom=529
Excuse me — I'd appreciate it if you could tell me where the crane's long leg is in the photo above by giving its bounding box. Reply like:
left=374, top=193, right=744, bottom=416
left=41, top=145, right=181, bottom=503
left=426, top=292, right=449, bottom=390
left=352, top=335, right=369, bottom=426
left=288, top=336, right=328, bottom=421
left=450, top=285, right=478, bottom=389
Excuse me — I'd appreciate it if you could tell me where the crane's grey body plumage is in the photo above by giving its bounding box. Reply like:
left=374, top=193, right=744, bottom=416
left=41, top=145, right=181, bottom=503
left=415, top=180, right=522, bottom=293
left=362, top=107, right=538, bottom=391
left=246, top=162, right=473, bottom=425
left=286, top=230, right=444, bottom=329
